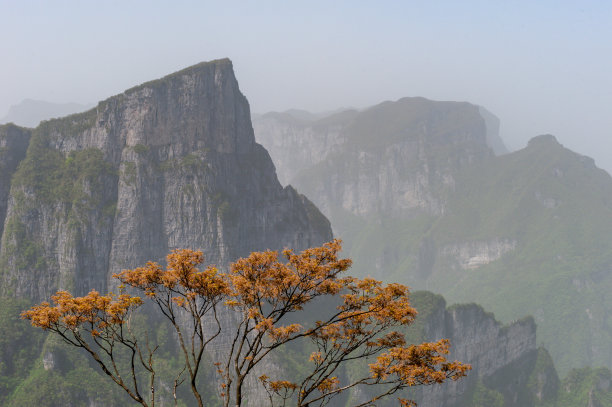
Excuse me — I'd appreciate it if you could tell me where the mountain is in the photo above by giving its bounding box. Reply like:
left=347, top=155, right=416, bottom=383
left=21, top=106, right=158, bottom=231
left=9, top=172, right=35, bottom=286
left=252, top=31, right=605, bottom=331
left=362, top=292, right=551, bottom=407
left=0, top=59, right=331, bottom=303
left=1, top=99, right=94, bottom=128
left=0, top=59, right=331, bottom=406
left=478, top=106, right=508, bottom=155
left=354, top=291, right=612, bottom=407
left=254, top=98, right=507, bottom=189
left=253, top=101, right=612, bottom=374
left=0, top=125, right=31, bottom=243
left=0, top=60, right=588, bottom=406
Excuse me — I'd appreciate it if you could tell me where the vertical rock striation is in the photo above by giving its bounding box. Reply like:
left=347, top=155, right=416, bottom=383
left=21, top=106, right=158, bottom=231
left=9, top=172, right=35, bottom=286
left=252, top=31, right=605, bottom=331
left=254, top=100, right=612, bottom=375
left=0, top=124, right=31, bottom=244
left=253, top=98, right=502, bottom=284
left=254, top=98, right=503, bottom=218
left=0, top=58, right=332, bottom=303
left=350, top=292, right=552, bottom=407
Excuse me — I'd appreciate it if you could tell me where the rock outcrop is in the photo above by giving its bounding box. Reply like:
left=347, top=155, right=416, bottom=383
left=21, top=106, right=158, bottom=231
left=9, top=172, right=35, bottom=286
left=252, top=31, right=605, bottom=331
left=440, top=238, right=517, bottom=270
left=478, top=106, right=507, bottom=156
left=0, top=124, right=31, bottom=243
left=349, top=291, right=554, bottom=407
left=0, top=59, right=331, bottom=303
left=254, top=102, right=612, bottom=375
left=417, top=302, right=537, bottom=407
left=0, top=59, right=334, bottom=407
left=254, top=98, right=505, bottom=218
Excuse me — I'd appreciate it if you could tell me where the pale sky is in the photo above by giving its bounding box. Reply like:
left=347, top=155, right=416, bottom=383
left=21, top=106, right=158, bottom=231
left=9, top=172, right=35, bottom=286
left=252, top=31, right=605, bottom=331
left=2, top=1, right=612, bottom=172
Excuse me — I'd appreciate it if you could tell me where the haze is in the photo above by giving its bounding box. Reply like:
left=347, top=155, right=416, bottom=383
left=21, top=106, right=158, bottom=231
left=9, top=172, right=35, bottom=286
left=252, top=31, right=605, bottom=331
left=1, top=1, right=611, bottom=172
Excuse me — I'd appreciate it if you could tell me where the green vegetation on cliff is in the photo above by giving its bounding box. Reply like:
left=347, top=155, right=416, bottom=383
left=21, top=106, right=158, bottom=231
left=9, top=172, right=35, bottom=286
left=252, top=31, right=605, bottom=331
left=428, top=136, right=612, bottom=373
left=12, top=132, right=116, bottom=206
left=537, top=367, right=612, bottom=407
left=288, top=131, right=612, bottom=375
left=3, top=313, right=217, bottom=407
left=0, top=298, right=44, bottom=405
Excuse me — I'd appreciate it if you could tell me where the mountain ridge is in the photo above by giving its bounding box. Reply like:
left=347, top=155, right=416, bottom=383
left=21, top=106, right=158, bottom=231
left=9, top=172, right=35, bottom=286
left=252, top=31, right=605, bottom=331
left=1, top=60, right=604, bottom=406
left=0, top=58, right=331, bottom=302
left=253, top=102, right=612, bottom=374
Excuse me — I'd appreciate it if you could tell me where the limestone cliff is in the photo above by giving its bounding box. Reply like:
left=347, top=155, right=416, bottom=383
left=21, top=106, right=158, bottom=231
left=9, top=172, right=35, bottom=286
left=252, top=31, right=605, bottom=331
left=478, top=106, right=507, bottom=155
left=253, top=99, right=503, bottom=286
left=0, top=59, right=331, bottom=303
left=0, top=124, right=31, bottom=243
left=254, top=102, right=612, bottom=374
left=254, top=98, right=504, bottom=218
left=0, top=59, right=334, bottom=407
left=349, top=292, right=555, bottom=407
left=417, top=302, right=538, bottom=407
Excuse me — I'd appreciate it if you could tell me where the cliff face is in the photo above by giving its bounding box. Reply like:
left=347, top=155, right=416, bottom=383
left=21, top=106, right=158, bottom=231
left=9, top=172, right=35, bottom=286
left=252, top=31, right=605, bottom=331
left=0, top=59, right=333, bottom=406
left=254, top=104, right=612, bottom=374
left=350, top=291, right=553, bottom=407
left=0, top=58, right=332, bottom=303
left=418, top=303, right=537, bottom=407
left=0, top=124, right=31, bottom=243
left=253, top=109, right=356, bottom=186
left=427, top=135, right=612, bottom=374
left=478, top=106, right=507, bottom=155
left=252, top=99, right=505, bottom=286
left=254, top=98, right=503, bottom=218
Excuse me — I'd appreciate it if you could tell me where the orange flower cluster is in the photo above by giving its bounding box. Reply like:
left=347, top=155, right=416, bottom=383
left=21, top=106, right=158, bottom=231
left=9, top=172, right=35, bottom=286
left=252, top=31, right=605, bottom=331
left=22, top=239, right=470, bottom=407
left=316, top=376, right=339, bottom=392
left=259, top=375, right=299, bottom=392
left=370, top=339, right=471, bottom=385
left=229, top=240, right=352, bottom=309
left=114, top=249, right=229, bottom=301
left=22, top=289, right=142, bottom=334
left=301, top=277, right=417, bottom=353
left=224, top=240, right=354, bottom=346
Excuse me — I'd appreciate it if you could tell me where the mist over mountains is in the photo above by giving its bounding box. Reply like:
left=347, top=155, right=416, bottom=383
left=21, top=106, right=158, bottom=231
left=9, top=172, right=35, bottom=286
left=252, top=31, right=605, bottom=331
left=0, top=59, right=335, bottom=406
left=0, top=99, right=93, bottom=128
left=2, top=60, right=612, bottom=406
left=253, top=101, right=612, bottom=376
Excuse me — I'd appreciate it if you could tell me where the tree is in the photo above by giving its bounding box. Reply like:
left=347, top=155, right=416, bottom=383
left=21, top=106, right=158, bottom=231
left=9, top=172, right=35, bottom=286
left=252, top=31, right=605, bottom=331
left=22, top=239, right=470, bottom=407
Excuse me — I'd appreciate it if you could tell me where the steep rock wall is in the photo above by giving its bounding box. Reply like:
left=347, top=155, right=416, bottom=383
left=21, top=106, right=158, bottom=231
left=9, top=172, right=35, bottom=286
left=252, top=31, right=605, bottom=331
left=0, top=58, right=332, bottom=303
left=440, top=238, right=517, bottom=270
left=414, top=297, right=540, bottom=407
left=0, top=59, right=333, bottom=407
left=0, top=124, right=31, bottom=243
left=350, top=292, right=549, bottom=407
left=255, top=103, right=612, bottom=374
left=254, top=98, right=500, bottom=218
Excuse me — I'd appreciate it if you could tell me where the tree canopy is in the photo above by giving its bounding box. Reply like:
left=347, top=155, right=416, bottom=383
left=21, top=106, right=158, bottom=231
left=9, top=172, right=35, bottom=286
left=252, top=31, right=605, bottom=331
left=23, top=239, right=470, bottom=406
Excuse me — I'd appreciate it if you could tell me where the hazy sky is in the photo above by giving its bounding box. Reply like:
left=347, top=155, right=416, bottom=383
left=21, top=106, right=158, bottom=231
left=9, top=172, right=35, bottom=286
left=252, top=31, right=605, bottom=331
left=2, top=1, right=611, bottom=171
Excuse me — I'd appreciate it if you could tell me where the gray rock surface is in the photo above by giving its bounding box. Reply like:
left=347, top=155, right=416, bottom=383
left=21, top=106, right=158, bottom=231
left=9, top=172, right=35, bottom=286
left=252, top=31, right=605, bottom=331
left=254, top=98, right=503, bottom=219
left=441, top=238, right=517, bottom=270
left=478, top=106, right=508, bottom=155
left=0, top=59, right=331, bottom=302
left=417, top=302, right=537, bottom=407
left=350, top=292, right=550, bottom=407
left=253, top=99, right=612, bottom=375
left=0, top=124, right=31, bottom=242
left=0, top=59, right=333, bottom=406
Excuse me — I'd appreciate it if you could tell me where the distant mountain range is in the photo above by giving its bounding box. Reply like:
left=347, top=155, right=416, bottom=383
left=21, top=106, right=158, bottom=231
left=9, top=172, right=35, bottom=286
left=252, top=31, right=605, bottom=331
left=3, top=61, right=612, bottom=406
left=254, top=101, right=612, bottom=375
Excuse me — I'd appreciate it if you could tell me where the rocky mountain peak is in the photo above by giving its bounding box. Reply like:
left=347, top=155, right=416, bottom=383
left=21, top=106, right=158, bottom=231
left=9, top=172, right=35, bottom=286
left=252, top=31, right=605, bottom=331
left=527, top=134, right=561, bottom=148
left=254, top=97, right=496, bottom=221
left=0, top=59, right=332, bottom=303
